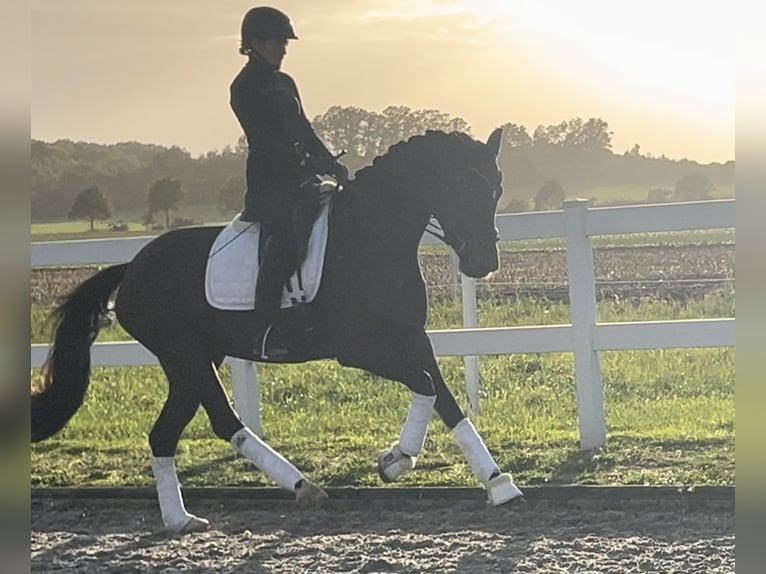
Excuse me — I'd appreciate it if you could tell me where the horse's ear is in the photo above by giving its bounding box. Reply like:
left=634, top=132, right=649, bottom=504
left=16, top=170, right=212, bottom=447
left=486, top=127, right=503, bottom=157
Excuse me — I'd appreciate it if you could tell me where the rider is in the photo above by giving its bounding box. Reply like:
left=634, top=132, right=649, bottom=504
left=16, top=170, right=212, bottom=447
left=231, top=6, right=348, bottom=359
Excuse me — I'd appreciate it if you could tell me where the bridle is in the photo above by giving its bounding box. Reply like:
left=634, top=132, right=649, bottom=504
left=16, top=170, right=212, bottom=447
left=425, top=217, right=499, bottom=258
left=425, top=170, right=502, bottom=257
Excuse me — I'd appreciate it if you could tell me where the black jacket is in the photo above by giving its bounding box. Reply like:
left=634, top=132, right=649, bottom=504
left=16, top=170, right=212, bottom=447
left=230, top=57, right=333, bottom=223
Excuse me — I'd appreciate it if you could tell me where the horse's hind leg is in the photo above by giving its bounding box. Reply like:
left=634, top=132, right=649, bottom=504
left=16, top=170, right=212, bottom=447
left=148, top=355, right=211, bottom=534
left=197, top=357, right=328, bottom=508
left=150, top=350, right=326, bottom=531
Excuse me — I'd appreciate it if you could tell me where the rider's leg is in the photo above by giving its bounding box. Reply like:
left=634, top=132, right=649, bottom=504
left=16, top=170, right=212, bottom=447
left=253, top=229, right=297, bottom=359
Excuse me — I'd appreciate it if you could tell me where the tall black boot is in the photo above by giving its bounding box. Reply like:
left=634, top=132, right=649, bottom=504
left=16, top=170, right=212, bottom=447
left=252, top=236, right=291, bottom=360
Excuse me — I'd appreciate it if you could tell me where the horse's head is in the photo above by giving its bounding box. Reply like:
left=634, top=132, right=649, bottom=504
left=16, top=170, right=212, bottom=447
left=429, top=128, right=504, bottom=278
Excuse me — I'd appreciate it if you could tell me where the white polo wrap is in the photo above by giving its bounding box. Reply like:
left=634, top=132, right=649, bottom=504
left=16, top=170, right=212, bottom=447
left=398, top=393, right=436, bottom=456
left=452, top=417, right=500, bottom=483
left=150, top=456, right=195, bottom=530
left=231, top=427, right=304, bottom=491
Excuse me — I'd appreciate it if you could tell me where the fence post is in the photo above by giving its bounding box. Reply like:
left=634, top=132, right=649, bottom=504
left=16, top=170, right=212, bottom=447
left=450, top=251, right=460, bottom=303
left=563, top=199, right=606, bottom=451
left=461, top=274, right=481, bottom=415
left=230, top=359, right=263, bottom=437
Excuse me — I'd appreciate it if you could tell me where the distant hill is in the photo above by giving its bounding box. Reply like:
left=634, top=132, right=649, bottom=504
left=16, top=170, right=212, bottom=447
left=496, top=146, right=733, bottom=209
left=32, top=139, right=245, bottom=221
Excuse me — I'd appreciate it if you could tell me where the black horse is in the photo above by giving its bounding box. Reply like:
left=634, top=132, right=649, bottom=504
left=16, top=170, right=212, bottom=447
left=32, top=129, right=523, bottom=533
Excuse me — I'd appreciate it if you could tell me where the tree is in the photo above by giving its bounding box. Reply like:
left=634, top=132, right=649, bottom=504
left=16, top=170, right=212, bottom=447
left=235, top=135, right=249, bottom=157
left=218, top=176, right=245, bottom=216
left=499, top=122, right=532, bottom=149
left=566, top=117, right=613, bottom=151
left=147, top=177, right=185, bottom=229
left=647, top=188, right=672, bottom=203
left=534, top=180, right=566, bottom=211
left=532, top=117, right=612, bottom=151
left=672, top=173, right=714, bottom=202
left=67, top=186, right=112, bottom=231
left=142, top=211, right=157, bottom=231
left=533, top=122, right=567, bottom=146
left=311, top=105, right=471, bottom=175
left=505, top=197, right=531, bottom=213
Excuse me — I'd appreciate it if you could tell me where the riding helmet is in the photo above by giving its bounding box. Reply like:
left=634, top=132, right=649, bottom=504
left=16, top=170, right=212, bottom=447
left=241, top=6, right=298, bottom=48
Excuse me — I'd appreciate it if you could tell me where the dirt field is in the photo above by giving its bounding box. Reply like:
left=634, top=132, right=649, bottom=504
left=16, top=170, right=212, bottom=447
left=32, top=490, right=734, bottom=573
left=31, top=244, right=734, bottom=306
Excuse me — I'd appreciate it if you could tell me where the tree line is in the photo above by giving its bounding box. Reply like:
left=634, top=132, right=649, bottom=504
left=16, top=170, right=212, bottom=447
left=32, top=106, right=734, bottom=224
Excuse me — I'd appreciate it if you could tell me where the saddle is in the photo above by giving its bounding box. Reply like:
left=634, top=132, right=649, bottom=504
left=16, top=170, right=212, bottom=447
left=204, top=199, right=331, bottom=311
left=204, top=176, right=338, bottom=362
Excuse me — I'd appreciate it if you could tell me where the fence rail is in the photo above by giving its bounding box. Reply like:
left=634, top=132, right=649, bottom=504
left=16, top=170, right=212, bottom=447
left=31, top=199, right=735, bottom=449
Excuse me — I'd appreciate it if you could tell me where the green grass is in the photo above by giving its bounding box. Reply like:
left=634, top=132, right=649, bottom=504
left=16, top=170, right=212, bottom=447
left=572, top=185, right=656, bottom=204
left=32, top=205, right=233, bottom=242
left=30, top=291, right=735, bottom=488
left=33, top=189, right=735, bottom=243
left=573, top=183, right=735, bottom=205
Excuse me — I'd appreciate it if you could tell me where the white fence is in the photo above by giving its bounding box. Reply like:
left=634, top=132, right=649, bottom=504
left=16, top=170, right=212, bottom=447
left=31, top=199, right=735, bottom=450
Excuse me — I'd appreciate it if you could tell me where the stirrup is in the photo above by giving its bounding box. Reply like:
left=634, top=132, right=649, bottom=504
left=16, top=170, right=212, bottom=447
left=257, top=324, right=289, bottom=360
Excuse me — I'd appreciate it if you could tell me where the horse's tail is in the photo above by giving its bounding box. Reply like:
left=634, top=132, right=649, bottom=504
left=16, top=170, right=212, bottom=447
left=31, top=264, right=129, bottom=442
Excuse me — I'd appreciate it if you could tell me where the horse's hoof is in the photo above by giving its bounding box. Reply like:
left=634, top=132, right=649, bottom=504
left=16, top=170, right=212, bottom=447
left=295, top=479, right=328, bottom=508
left=485, top=472, right=524, bottom=506
left=167, top=514, right=211, bottom=535
left=377, top=444, right=416, bottom=483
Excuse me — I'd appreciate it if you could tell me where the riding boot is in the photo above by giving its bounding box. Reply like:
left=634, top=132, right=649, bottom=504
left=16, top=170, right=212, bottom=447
left=253, top=236, right=291, bottom=360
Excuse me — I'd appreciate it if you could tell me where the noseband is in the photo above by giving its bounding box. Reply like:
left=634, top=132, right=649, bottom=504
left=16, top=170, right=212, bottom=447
left=425, top=217, right=499, bottom=258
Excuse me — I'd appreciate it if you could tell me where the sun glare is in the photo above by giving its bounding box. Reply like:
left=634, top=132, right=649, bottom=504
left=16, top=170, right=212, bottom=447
left=461, top=1, right=733, bottom=119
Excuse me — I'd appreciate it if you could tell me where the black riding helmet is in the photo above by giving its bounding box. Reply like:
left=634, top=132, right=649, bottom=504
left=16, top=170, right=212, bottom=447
left=240, top=6, right=298, bottom=54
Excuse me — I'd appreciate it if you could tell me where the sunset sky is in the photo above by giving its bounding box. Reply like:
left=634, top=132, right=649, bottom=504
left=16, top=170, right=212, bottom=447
left=31, top=1, right=734, bottom=163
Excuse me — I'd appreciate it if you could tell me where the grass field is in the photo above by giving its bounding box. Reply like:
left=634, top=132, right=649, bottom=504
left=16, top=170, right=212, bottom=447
left=32, top=215, right=735, bottom=252
left=32, top=204, right=232, bottom=242
left=30, top=291, right=735, bottom=489
left=574, top=183, right=735, bottom=206
left=33, top=186, right=735, bottom=242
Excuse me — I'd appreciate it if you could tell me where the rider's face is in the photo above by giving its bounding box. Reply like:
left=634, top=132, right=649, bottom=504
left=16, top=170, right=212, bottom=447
left=253, top=38, right=288, bottom=69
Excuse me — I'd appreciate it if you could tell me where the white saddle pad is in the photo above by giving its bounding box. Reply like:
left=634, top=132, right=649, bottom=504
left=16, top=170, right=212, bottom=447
left=205, top=203, right=330, bottom=310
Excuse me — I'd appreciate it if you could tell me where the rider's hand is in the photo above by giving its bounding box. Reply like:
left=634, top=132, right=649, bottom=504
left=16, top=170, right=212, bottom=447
left=331, top=162, right=349, bottom=185
left=306, top=156, right=349, bottom=184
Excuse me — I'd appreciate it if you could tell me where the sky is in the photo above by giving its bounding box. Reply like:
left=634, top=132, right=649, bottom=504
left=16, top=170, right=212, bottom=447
left=30, top=0, right=734, bottom=163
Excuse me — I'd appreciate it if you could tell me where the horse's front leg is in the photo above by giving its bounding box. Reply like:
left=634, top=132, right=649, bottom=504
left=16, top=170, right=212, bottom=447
left=335, top=332, right=438, bottom=482
left=338, top=330, right=523, bottom=504
left=376, top=389, right=436, bottom=482
left=410, top=333, right=525, bottom=506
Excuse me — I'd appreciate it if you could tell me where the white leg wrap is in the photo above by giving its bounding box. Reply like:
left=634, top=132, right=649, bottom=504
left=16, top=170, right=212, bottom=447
left=398, top=393, right=436, bottom=456
left=231, top=427, right=304, bottom=492
left=150, top=457, right=197, bottom=530
left=452, top=418, right=500, bottom=483
left=378, top=443, right=416, bottom=482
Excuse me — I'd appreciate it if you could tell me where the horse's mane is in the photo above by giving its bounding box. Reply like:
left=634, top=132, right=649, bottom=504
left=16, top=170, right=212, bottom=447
left=350, top=130, right=486, bottom=190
